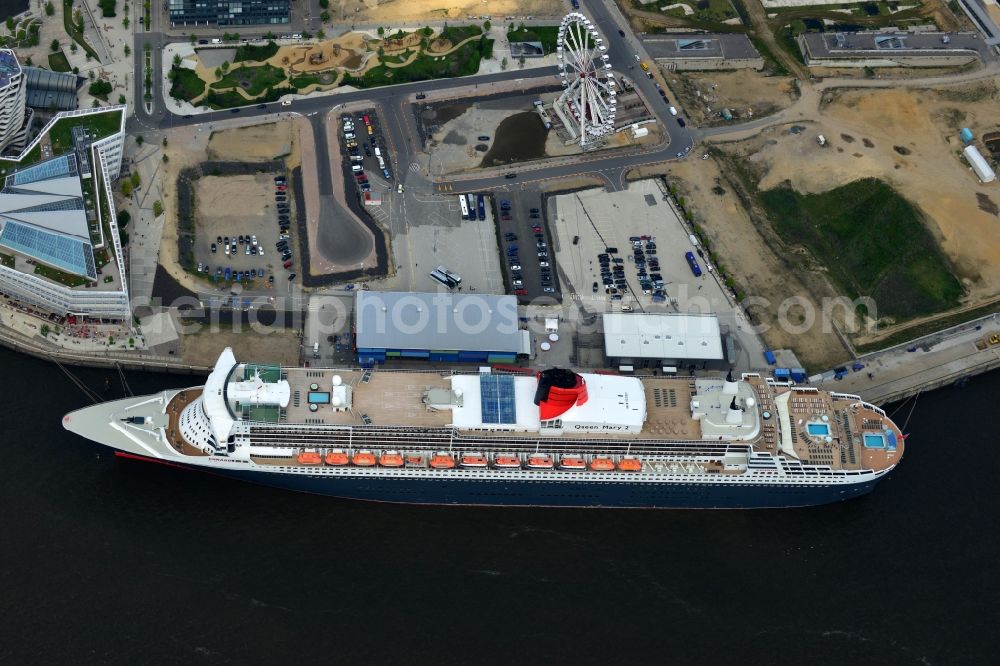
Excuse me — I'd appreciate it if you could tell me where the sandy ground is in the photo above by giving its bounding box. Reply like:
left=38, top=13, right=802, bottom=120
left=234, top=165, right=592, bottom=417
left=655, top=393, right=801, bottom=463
left=181, top=327, right=302, bottom=367
left=207, top=122, right=293, bottom=161
left=195, top=174, right=273, bottom=232
left=752, top=85, right=1000, bottom=307
left=336, top=0, right=564, bottom=22
left=628, top=160, right=851, bottom=370
left=667, top=70, right=798, bottom=127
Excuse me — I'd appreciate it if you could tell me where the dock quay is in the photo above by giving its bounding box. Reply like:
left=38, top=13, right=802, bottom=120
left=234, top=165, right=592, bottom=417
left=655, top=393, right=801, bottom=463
left=813, top=314, right=1000, bottom=405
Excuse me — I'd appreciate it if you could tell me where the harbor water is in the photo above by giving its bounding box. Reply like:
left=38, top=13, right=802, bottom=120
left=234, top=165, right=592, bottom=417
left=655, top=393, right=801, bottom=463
left=0, top=345, right=995, bottom=664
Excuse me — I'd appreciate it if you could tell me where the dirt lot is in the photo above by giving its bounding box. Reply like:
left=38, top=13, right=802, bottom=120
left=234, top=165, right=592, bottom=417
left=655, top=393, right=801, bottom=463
left=207, top=122, right=293, bottom=161
left=695, top=80, right=1000, bottom=352
left=335, top=0, right=564, bottom=23
left=666, top=69, right=798, bottom=127
left=181, top=327, right=301, bottom=367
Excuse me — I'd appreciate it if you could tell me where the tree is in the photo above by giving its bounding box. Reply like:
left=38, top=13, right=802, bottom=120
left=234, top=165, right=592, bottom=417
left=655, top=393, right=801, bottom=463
left=50, top=38, right=59, bottom=52
left=501, top=57, right=507, bottom=70
left=483, top=20, right=491, bottom=32
left=377, top=26, right=385, bottom=37
left=317, top=29, right=326, bottom=39
left=70, top=42, right=77, bottom=53
left=118, top=94, right=126, bottom=104
left=123, top=44, right=130, bottom=56
left=162, top=137, right=167, bottom=147
left=41, top=324, right=50, bottom=337
left=162, top=154, right=169, bottom=163
left=24, top=56, right=32, bottom=66
left=319, top=0, right=328, bottom=6
left=45, top=2, right=54, bottom=16
left=117, top=210, right=130, bottom=227
left=72, top=66, right=79, bottom=74
left=121, top=180, right=132, bottom=197
left=136, top=135, right=144, bottom=146
left=88, top=69, right=95, bottom=80
left=92, top=99, right=101, bottom=108
left=320, top=10, right=330, bottom=22
left=221, top=61, right=229, bottom=72
left=152, top=200, right=163, bottom=217
left=130, top=171, right=140, bottom=188
left=214, top=66, right=222, bottom=78
left=122, top=16, right=129, bottom=28
left=89, top=80, right=113, bottom=97
left=173, top=54, right=181, bottom=67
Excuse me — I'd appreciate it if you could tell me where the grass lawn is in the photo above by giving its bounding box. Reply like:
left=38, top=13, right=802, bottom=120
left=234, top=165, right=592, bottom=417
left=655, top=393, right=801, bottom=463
left=169, top=66, right=206, bottom=101
left=62, top=0, right=100, bottom=60
left=345, top=38, right=492, bottom=88
left=506, top=25, right=559, bottom=54
left=0, top=252, right=13, bottom=268
left=34, top=262, right=90, bottom=287
left=290, top=73, right=320, bottom=89
left=47, top=51, right=71, bottom=72
left=438, top=25, right=482, bottom=44
left=211, top=63, right=287, bottom=97
left=46, top=109, right=124, bottom=156
left=233, top=41, right=279, bottom=63
left=760, top=178, right=964, bottom=321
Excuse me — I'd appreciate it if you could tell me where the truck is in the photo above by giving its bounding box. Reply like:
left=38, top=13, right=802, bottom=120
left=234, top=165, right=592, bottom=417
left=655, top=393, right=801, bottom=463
left=313, top=342, right=320, bottom=358
left=476, top=194, right=486, bottom=221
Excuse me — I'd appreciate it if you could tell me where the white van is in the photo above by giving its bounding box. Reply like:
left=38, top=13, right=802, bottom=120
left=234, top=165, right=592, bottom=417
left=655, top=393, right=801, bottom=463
left=669, top=106, right=678, bottom=116
left=351, top=165, right=363, bottom=172
left=313, top=342, right=320, bottom=358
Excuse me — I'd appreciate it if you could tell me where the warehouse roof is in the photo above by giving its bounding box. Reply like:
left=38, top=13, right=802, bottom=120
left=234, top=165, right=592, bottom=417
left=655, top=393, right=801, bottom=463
left=355, top=291, right=521, bottom=353
left=603, top=313, right=723, bottom=361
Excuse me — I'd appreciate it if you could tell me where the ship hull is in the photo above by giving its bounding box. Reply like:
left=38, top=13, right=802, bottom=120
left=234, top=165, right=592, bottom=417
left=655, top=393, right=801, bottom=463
left=116, top=452, right=885, bottom=509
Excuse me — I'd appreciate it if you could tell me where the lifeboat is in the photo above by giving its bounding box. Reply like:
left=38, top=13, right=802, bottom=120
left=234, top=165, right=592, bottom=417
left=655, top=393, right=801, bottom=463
left=559, top=455, right=586, bottom=471
left=379, top=450, right=404, bottom=467
left=526, top=453, right=554, bottom=469
left=460, top=452, right=488, bottom=468
left=494, top=454, right=521, bottom=469
left=324, top=449, right=349, bottom=466
left=618, top=456, right=642, bottom=472
left=430, top=452, right=456, bottom=469
left=297, top=451, right=322, bottom=465
left=352, top=449, right=377, bottom=466
left=405, top=454, right=426, bottom=467
left=589, top=456, right=615, bottom=472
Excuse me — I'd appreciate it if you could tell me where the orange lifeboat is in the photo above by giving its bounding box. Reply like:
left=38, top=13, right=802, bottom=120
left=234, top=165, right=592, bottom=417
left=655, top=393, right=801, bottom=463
left=430, top=452, right=456, bottom=469
left=297, top=451, right=322, bottom=465
left=589, top=456, right=615, bottom=472
left=526, top=453, right=554, bottom=470
left=379, top=450, right=404, bottom=467
left=405, top=454, right=426, bottom=467
left=324, top=449, right=349, bottom=466
left=494, top=454, right=521, bottom=469
left=352, top=449, right=377, bottom=467
left=618, top=456, right=642, bottom=472
left=460, top=452, right=488, bottom=468
left=559, top=455, right=586, bottom=470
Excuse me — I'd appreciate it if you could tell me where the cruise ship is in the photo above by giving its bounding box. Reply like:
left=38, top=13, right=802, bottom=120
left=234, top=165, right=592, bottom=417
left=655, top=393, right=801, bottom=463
left=62, top=348, right=905, bottom=508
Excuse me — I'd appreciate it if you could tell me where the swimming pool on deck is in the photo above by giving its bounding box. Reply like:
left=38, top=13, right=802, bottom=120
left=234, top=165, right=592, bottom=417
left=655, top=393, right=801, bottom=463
left=807, top=422, right=831, bottom=437
left=863, top=431, right=898, bottom=450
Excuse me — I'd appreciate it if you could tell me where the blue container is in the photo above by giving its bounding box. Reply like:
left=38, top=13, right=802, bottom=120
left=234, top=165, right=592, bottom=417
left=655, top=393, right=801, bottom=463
left=961, top=128, right=974, bottom=144
left=791, top=368, right=807, bottom=383
left=774, top=368, right=791, bottom=380
left=764, top=350, right=777, bottom=365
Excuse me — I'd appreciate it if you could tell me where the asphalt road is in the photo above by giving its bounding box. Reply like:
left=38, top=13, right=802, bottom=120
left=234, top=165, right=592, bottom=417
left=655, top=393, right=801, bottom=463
left=132, top=0, right=694, bottom=197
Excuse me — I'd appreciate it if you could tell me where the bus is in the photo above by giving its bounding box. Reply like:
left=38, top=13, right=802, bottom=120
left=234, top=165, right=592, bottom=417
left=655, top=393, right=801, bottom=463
left=476, top=194, right=486, bottom=221
left=436, top=265, right=462, bottom=285
left=459, top=195, right=469, bottom=219
left=684, top=251, right=702, bottom=277
left=429, top=269, right=458, bottom=289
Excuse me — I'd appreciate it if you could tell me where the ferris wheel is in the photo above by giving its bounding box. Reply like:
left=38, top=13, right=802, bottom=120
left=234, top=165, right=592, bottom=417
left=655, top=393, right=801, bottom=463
left=556, top=12, right=617, bottom=147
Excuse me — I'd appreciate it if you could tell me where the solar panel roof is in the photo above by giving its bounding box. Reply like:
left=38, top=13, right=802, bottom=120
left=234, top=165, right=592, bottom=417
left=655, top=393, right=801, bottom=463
left=0, top=220, right=96, bottom=279
left=480, top=374, right=517, bottom=425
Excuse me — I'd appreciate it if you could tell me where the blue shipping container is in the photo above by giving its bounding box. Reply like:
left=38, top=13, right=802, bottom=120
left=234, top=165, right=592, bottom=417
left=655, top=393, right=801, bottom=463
left=791, top=368, right=807, bottom=383
left=774, top=368, right=791, bottom=380
left=961, top=128, right=974, bottom=144
left=764, top=350, right=777, bottom=365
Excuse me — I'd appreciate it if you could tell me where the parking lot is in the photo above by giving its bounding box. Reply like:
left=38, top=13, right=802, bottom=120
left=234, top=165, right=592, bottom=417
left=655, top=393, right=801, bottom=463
left=548, top=179, right=724, bottom=314
left=337, top=109, right=393, bottom=202
left=191, top=171, right=296, bottom=291
left=494, top=190, right=562, bottom=304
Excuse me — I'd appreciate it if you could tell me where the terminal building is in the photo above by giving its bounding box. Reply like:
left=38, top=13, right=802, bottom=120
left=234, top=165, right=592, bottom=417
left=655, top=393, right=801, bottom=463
left=641, top=34, right=763, bottom=71
left=0, top=49, right=30, bottom=156
left=602, top=313, right=726, bottom=372
left=354, top=291, right=527, bottom=366
left=797, top=31, right=989, bottom=68
left=0, top=107, right=130, bottom=320
left=168, top=0, right=290, bottom=27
